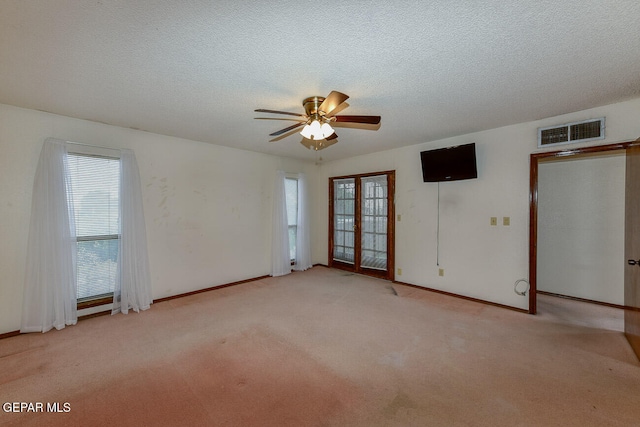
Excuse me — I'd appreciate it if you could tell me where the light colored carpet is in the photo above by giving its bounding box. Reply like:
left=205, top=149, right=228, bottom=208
left=1, top=267, right=639, bottom=426
left=537, top=292, right=624, bottom=332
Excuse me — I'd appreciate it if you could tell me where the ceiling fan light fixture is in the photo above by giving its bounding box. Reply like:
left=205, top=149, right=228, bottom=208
left=320, top=122, right=334, bottom=138
left=300, top=119, right=329, bottom=140
left=309, top=120, right=322, bottom=139
left=256, top=90, right=380, bottom=149
left=300, top=123, right=313, bottom=139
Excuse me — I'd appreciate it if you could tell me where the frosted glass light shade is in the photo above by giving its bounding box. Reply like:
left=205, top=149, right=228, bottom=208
left=300, top=124, right=313, bottom=139
left=309, top=120, right=322, bottom=139
left=300, top=120, right=334, bottom=140
left=320, top=123, right=334, bottom=138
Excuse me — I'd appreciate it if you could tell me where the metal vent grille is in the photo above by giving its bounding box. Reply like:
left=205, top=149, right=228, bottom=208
left=538, top=118, right=604, bottom=148
left=540, top=126, right=569, bottom=145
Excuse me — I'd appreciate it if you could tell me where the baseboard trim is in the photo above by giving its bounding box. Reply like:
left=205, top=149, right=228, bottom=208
left=154, top=274, right=271, bottom=304
left=79, top=310, right=112, bottom=320
left=313, top=266, right=526, bottom=313
left=1, top=270, right=532, bottom=339
left=393, top=280, right=528, bottom=314
left=0, top=330, right=20, bottom=340
left=536, top=290, right=633, bottom=311
left=1, top=274, right=272, bottom=340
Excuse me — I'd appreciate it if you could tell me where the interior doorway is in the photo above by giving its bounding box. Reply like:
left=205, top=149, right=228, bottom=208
left=529, top=140, right=640, bottom=360
left=329, top=171, right=395, bottom=281
left=536, top=149, right=626, bottom=306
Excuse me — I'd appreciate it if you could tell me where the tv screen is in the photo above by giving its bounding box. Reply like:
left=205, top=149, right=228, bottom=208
left=420, top=143, right=477, bottom=182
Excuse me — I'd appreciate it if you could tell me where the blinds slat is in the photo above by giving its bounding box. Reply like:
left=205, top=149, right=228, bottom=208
left=67, top=153, right=120, bottom=299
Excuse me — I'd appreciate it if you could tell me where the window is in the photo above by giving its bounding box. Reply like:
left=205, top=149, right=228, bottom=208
left=67, top=153, right=120, bottom=303
left=285, top=177, right=298, bottom=262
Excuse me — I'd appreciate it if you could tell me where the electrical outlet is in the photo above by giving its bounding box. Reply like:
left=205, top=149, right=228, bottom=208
left=397, top=214, right=401, bottom=222
left=397, top=268, right=402, bottom=276
left=490, top=217, right=497, bottom=226
left=438, top=268, right=444, bottom=277
left=503, top=216, right=510, bottom=226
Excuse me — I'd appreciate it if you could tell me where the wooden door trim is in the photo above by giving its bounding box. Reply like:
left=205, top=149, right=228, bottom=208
left=624, top=144, right=640, bottom=358
left=354, top=176, right=363, bottom=271
left=328, top=176, right=355, bottom=272
left=329, top=170, right=396, bottom=281
left=330, top=170, right=396, bottom=180
left=387, top=172, right=396, bottom=281
left=529, top=140, right=640, bottom=314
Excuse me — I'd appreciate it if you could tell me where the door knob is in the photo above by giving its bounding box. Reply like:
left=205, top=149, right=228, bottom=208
left=629, top=259, right=640, bottom=266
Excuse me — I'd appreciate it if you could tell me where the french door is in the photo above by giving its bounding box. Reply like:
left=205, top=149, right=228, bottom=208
left=329, top=171, right=395, bottom=280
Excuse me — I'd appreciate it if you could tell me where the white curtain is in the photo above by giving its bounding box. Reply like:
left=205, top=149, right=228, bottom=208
left=21, top=138, right=78, bottom=333
left=272, top=170, right=291, bottom=276
left=293, top=173, right=312, bottom=271
left=113, top=149, right=153, bottom=314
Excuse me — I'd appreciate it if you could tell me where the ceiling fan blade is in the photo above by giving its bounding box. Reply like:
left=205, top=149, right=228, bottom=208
left=270, top=125, right=306, bottom=142
left=333, top=115, right=381, bottom=125
left=318, top=91, right=349, bottom=116
left=324, top=102, right=349, bottom=117
left=255, top=117, right=306, bottom=121
left=255, top=108, right=307, bottom=118
left=270, top=133, right=297, bottom=143
left=326, top=131, right=338, bottom=140
left=269, top=121, right=306, bottom=137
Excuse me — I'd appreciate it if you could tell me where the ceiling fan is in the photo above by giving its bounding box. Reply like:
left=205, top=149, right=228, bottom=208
left=254, top=91, right=381, bottom=151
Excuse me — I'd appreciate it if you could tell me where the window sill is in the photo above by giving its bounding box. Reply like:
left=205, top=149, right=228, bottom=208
left=77, top=294, right=113, bottom=310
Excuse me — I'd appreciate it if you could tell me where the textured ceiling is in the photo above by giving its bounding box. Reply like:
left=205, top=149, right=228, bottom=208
left=1, top=1, right=639, bottom=161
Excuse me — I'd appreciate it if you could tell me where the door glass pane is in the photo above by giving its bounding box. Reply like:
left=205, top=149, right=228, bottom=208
left=360, top=175, right=387, bottom=270
left=333, top=178, right=355, bottom=264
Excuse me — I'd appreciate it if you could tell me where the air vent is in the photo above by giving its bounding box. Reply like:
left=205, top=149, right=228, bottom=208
left=538, top=118, right=605, bottom=148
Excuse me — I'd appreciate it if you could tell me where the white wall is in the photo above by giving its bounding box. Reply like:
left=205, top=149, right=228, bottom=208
left=537, top=152, right=625, bottom=305
left=0, top=103, right=313, bottom=334
left=2, top=97, right=640, bottom=334
left=312, top=97, right=640, bottom=310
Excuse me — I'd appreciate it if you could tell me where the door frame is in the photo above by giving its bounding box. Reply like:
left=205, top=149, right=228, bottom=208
left=624, top=144, right=640, bottom=358
left=529, top=140, right=640, bottom=314
left=329, top=170, right=395, bottom=281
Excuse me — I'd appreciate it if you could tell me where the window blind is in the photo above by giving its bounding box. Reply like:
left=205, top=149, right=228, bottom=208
left=285, top=178, right=298, bottom=261
left=67, top=153, right=121, bottom=300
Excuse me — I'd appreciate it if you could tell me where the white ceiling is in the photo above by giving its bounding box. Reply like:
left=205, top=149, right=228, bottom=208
left=1, top=1, right=639, bottom=162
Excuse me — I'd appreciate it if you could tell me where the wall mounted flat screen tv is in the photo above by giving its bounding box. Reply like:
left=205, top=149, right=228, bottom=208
left=420, top=143, right=477, bottom=182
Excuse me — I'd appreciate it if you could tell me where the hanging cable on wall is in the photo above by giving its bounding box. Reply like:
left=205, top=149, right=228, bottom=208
left=514, top=279, right=530, bottom=296
left=436, top=181, right=440, bottom=266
